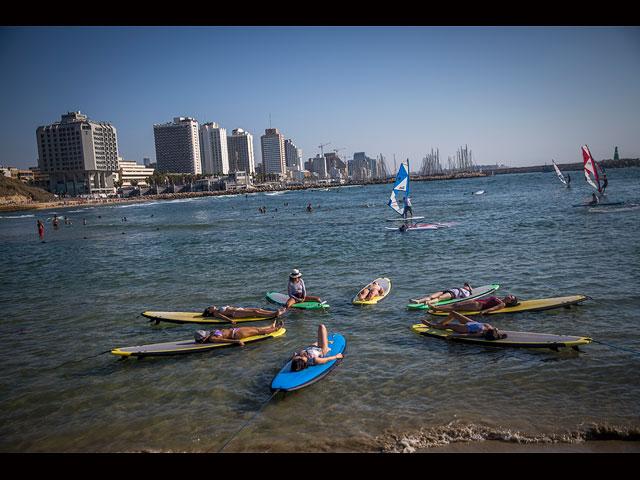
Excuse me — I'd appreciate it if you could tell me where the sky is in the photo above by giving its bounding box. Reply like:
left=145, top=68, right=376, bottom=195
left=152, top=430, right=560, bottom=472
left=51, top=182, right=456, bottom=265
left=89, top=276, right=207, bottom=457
left=1, top=25, right=639, bottom=172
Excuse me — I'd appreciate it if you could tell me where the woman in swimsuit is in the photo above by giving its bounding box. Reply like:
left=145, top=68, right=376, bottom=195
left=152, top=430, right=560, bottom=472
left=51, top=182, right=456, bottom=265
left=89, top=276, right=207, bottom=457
left=428, top=295, right=518, bottom=314
left=286, top=269, right=323, bottom=309
left=409, top=282, right=472, bottom=305
left=194, top=319, right=285, bottom=346
left=290, top=324, right=343, bottom=372
left=202, top=305, right=285, bottom=323
left=358, top=280, right=385, bottom=301
left=422, top=311, right=507, bottom=341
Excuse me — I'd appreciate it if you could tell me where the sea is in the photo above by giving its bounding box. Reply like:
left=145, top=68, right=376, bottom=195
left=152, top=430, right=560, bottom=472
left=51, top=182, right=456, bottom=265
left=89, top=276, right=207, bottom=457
left=1, top=167, right=639, bottom=453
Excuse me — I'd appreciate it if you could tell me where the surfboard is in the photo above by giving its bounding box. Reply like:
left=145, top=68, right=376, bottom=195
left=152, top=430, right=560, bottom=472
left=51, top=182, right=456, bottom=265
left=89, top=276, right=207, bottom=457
left=385, top=216, right=425, bottom=222
left=412, top=324, right=592, bottom=350
left=352, top=277, right=391, bottom=305
left=572, top=202, right=623, bottom=207
left=270, top=333, right=346, bottom=392
left=141, top=310, right=281, bottom=325
left=407, top=284, right=499, bottom=310
left=110, top=327, right=286, bottom=358
left=427, top=295, right=588, bottom=316
left=385, top=222, right=456, bottom=231
left=266, top=292, right=329, bottom=310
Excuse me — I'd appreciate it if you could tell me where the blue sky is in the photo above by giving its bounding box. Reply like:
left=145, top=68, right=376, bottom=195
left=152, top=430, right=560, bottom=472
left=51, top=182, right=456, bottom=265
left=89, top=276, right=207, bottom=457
left=1, top=26, right=639, bottom=171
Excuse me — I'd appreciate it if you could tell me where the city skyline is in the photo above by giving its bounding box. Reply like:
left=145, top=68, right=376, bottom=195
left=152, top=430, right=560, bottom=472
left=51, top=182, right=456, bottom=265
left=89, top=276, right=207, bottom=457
left=1, top=26, right=639, bottom=172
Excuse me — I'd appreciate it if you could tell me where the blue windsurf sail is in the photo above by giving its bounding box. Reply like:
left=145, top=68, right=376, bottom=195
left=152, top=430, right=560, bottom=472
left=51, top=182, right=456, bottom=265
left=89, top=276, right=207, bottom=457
left=389, top=159, right=410, bottom=216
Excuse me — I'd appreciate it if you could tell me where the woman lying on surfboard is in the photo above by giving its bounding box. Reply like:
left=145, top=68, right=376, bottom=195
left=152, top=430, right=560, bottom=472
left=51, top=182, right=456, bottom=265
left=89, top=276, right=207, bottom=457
left=194, top=319, right=285, bottom=346
left=358, top=280, right=385, bottom=301
left=409, top=282, right=472, bottom=305
left=290, top=324, right=343, bottom=371
left=202, top=305, right=285, bottom=322
left=428, top=295, right=518, bottom=314
left=422, top=312, right=507, bottom=341
left=286, top=269, right=324, bottom=309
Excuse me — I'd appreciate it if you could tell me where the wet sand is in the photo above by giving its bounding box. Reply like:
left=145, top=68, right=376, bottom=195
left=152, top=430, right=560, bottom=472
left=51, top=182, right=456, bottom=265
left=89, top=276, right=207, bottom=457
left=419, top=439, right=640, bottom=453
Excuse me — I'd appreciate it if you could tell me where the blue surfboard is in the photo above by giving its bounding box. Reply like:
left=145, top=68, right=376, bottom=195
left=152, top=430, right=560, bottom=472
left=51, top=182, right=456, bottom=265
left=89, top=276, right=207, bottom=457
left=270, top=333, right=346, bottom=392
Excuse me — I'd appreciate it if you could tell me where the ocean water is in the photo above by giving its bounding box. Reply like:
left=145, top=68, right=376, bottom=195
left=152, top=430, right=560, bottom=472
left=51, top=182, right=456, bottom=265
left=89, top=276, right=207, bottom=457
left=1, top=168, right=639, bottom=453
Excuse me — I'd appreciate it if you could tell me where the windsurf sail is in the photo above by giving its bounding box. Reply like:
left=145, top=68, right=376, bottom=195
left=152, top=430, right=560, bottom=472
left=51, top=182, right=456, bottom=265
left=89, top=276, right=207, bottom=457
left=389, top=159, right=410, bottom=216
left=552, top=160, right=567, bottom=185
left=582, top=145, right=604, bottom=193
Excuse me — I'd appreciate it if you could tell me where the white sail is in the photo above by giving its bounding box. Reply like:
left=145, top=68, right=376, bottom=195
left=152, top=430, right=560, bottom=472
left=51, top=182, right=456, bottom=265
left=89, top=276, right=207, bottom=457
left=552, top=160, right=567, bottom=185
left=388, top=160, right=410, bottom=216
left=582, top=145, right=603, bottom=193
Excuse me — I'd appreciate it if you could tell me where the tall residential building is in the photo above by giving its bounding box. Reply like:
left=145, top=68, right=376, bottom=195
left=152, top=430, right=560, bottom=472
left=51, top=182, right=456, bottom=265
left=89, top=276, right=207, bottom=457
left=36, top=111, right=119, bottom=195
left=199, top=122, right=229, bottom=175
left=153, top=117, right=201, bottom=174
left=284, top=139, right=303, bottom=171
left=261, top=128, right=285, bottom=175
left=227, top=128, right=255, bottom=174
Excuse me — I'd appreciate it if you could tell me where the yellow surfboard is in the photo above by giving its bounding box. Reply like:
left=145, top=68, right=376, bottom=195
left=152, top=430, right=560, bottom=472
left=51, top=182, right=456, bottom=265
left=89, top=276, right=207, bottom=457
left=111, top=327, right=286, bottom=357
left=141, top=310, right=281, bottom=325
left=427, top=295, right=587, bottom=316
left=352, top=278, right=391, bottom=305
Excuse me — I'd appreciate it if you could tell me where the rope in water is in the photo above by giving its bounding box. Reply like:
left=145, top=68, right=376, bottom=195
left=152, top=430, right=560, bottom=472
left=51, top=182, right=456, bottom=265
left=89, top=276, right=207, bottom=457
left=216, top=389, right=280, bottom=453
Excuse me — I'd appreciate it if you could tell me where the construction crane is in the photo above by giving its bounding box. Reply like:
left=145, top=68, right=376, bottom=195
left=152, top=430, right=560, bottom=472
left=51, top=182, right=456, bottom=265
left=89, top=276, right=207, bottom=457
left=318, top=142, right=331, bottom=158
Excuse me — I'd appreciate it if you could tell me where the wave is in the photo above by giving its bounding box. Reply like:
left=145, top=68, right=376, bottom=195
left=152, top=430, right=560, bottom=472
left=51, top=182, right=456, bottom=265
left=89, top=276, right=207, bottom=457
left=0, top=214, right=35, bottom=219
left=372, top=421, right=640, bottom=453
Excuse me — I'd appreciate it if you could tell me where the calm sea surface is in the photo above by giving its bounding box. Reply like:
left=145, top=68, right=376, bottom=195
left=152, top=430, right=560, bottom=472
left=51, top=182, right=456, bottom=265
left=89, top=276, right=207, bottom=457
left=1, top=168, right=640, bottom=452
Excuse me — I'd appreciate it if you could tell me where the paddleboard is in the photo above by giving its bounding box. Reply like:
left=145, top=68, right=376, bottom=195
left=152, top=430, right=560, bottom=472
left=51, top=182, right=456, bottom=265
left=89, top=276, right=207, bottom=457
left=352, top=277, right=391, bottom=305
left=385, top=222, right=456, bottom=231
left=266, top=292, right=329, bottom=310
left=385, top=216, right=425, bottom=222
left=572, top=202, right=624, bottom=207
left=407, top=284, right=499, bottom=310
left=428, top=295, right=587, bottom=316
left=270, top=333, right=346, bottom=392
left=111, top=327, right=286, bottom=358
left=412, top=324, right=592, bottom=350
left=141, top=310, right=281, bottom=325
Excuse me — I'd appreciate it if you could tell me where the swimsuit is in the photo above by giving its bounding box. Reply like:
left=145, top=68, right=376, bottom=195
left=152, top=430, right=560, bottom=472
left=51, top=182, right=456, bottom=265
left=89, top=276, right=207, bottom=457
left=466, top=321, right=485, bottom=334
left=302, top=346, right=323, bottom=366
left=446, top=287, right=470, bottom=299
left=476, top=297, right=502, bottom=309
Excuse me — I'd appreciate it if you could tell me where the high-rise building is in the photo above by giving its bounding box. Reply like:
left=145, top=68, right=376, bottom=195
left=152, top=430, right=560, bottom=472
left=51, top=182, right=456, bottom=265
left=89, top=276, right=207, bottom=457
left=227, top=128, right=255, bottom=174
left=153, top=117, right=201, bottom=174
left=36, top=111, right=119, bottom=195
left=261, top=128, right=285, bottom=175
left=200, top=122, right=229, bottom=175
left=284, top=139, right=303, bottom=171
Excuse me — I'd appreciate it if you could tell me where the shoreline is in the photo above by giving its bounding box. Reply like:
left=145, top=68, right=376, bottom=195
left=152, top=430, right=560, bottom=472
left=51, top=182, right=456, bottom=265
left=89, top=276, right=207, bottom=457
left=0, top=172, right=486, bottom=214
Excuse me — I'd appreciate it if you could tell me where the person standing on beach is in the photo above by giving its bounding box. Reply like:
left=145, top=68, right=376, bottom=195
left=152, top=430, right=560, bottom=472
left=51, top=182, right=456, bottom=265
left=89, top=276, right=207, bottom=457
left=37, top=220, right=44, bottom=238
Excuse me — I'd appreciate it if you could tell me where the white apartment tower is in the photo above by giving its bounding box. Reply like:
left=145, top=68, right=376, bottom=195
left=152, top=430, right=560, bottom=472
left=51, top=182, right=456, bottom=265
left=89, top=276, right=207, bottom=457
left=36, top=111, right=119, bottom=195
left=227, top=128, right=255, bottom=174
left=284, top=139, right=303, bottom=171
left=153, top=117, right=201, bottom=174
left=261, top=128, right=285, bottom=175
left=199, top=122, right=229, bottom=175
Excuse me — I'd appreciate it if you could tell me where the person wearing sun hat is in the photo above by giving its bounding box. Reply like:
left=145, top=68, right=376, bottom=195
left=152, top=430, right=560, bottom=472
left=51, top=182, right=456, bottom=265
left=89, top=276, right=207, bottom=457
left=286, top=268, right=324, bottom=309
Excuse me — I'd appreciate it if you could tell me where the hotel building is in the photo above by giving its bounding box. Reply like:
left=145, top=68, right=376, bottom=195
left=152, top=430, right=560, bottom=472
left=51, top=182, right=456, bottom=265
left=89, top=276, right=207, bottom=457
left=35, top=111, right=119, bottom=195
left=260, top=128, right=285, bottom=175
left=200, top=122, right=229, bottom=175
left=226, top=128, right=255, bottom=174
left=284, top=139, right=303, bottom=171
left=153, top=117, right=201, bottom=174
